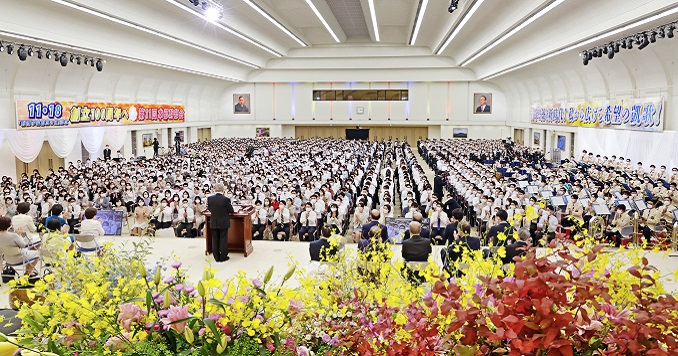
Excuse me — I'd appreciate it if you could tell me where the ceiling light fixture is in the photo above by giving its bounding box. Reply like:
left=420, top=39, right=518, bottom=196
left=49, top=0, right=260, bottom=68
left=483, top=5, right=678, bottom=80
left=0, top=30, right=241, bottom=81
left=242, top=0, right=307, bottom=47
left=435, top=0, right=485, bottom=55
left=460, top=0, right=565, bottom=66
left=305, top=0, right=340, bottom=43
left=368, top=0, right=380, bottom=42
left=165, top=0, right=282, bottom=57
left=409, top=0, right=429, bottom=45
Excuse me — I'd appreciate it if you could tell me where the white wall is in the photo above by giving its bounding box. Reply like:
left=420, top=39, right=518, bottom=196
left=495, top=35, right=677, bottom=164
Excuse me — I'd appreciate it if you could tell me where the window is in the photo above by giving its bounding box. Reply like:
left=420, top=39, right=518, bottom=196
left=312, top=90, right=408, bottom=101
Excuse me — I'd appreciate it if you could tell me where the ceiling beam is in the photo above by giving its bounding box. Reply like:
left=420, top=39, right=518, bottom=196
left=305, top=0, right=347, bottom=43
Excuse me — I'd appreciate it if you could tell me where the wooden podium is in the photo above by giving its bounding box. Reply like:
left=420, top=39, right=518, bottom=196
left=203, top=205, right=254, bottom=257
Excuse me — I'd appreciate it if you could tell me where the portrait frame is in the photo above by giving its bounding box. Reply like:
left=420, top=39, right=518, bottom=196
left=256, top=127, right=270, bottom=138
left=452, top=128, right=468, bottom=138
left=142, top=133, right=153, bottom=147
left=233, top=94, right=251, bottom=114
left=557, top=135, right=566, bottom=150
left=533, top=132, right=541, bottom=146
left=473, top=93, right=492, bottom=114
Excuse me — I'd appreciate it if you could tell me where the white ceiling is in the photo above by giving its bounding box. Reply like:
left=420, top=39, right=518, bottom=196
left=0, top=0, right=677, bottom=83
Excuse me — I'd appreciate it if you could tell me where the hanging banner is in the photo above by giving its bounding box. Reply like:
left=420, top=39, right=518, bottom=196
left=530, top=97, right=663, bottom=132
left=15, top=100, right=185, bottom=130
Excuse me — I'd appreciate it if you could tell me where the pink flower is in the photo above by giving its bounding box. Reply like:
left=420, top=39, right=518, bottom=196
left=252, top=278, right=263, bottom=288
left=118, top=303, right=147, bottom=332
left=172, top=261, right=182, bottom=269
left=105, top=333, right=131, bottom=351
left=601, top=303, right=630, bottom=323
left=160, top=305, right=190, bottom=333
left=297, top=346, right=310, bottom=356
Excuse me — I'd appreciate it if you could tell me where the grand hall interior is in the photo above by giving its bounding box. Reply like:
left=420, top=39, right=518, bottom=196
left=0, top=0, right=677, bottom=355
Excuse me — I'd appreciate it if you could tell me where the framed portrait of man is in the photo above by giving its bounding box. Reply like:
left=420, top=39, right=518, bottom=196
left=233, top=94, right=251, bottom=114
left=533, top=132, right=541, bottom=146
left=473, top=93, right=492, bottom=114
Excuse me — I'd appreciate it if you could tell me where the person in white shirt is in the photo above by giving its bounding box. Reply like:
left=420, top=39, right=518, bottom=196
left=78, top=207, right=105, bottom=255
left=429, top=203, right=450, bottom=245
left=151, top=198, right=174, bottom=230
left=272, top=204, right=291, bottom=241
left=251, top=200, right=268, bottom=240
left=535, top=205, right=559, bottom=246
left=174, top=198, right=195, bottom=238
left=298, top=202, right=318, bottom=242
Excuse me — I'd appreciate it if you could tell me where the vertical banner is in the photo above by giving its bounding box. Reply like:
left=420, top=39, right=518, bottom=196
left=530, top=97, right=663, bottom=132
left=16, top=100, right=185, bottom=130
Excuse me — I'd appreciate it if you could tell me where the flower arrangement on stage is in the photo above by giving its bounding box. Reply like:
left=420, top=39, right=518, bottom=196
left=3, top=226, right=678, bottom=355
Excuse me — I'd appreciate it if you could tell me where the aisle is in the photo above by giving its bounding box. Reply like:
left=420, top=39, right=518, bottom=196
left=411, top=145, right=436, bottom=185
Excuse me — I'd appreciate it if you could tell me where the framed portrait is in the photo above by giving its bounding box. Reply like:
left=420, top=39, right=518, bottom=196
left=557, top=135, right=566, bottom=150
left=473, top=93, right=492, bottom=114
left=233, top=94, right=251, bottom=114
left=142, top=133, right=153, bottom=147
left=533, top=132, right=541, bottom=146
left=256, top=127, right=270, bottom=137
left=452, top=128, right=468, bottom=138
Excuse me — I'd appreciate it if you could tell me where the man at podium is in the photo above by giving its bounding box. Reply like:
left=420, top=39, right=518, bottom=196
left=207, top=183, right=234, bottom=262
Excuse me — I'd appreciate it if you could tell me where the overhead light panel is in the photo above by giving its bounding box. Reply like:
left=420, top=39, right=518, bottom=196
left=368, top=0, right=380, bottom=42
left=164, top=0, right=282, bottom=57
left=242, top=0, right=307, bottom=47
left=483, top=5, right=678, bottom=80
left=409, top=0, right=429, bottom=45
left=50, top=0, right=260, bottom=68
left=305, top=0, right=340, bottom=43
left=436, top=0, right=486, bottom=55
left=460, top=0, right=565, bottom=66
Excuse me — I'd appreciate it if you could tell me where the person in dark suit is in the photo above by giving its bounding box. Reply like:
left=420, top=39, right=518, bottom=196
left=103, top=145, right=112, bottom=160
left=486, top=209, right=514, bottom=246
left=433, top=172, right=444, bottom=202
left=207, top=183, right=235, bottom=262
left=401, top=222, right=431, bottom=262
left=152, top=138, right=160, bottom=157
left=361, top=209, right=388, bottom=243
left=234, top=96, right=249, bottom=113
left=442, top=208, right=464, bottom=245
left=441, top=222, right=480, bottom=267
left=309, top=225, right=338, bottom=262
left=443, top=193, right=461, bottom=217
left=502, top=228, right=531, bottom=264
left=402, top=212, right=430, bottom=241
left=476, top=95, right=491, bottom=113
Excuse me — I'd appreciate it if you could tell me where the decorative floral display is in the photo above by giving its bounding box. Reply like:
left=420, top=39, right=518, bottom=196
left=3, top=229, right=678, bottom=355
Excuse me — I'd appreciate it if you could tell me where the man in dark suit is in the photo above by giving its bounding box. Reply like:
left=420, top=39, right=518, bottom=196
left=402, top=212, right=430, bottom=241
left=502, top=228, right=531, bottom=264
left=361, top=209, right=388, bottom=243
left=441, top=222, right=480, bottom=265
left=207, top=183, right=235, bottom=262
left=442, top=208, right=464, bottom=245
left=234, top=96, right=249, bottom=113
left=309, top=225, right=338, bottom=262
left=103, top=145, right=112, bottom=160
left=433, top=172, right=444, bottom=201
left=152, top=138, right=160, bottom=157
left=401, top=222, right=431, bottom=262
left=475, top=95, right=491, bottom=113
left=486, top=209, right=515, bottom=246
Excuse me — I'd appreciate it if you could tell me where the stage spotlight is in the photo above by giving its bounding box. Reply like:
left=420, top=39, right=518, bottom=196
left=17, top=46, right=27, bottom=61
left=60, top=53, right=68, bottom=67
left=667, top=25, right=674, bottom=38
left=602, top=46, right=608, bottom=55
left=37, top=49, right=43, bottom=59
left=583, top=56, right=589, bottom=66
left=649, top=31, right=656, bottom=43
left=70, top=54, right=75, bottom=63
left=45, top=51, right=51, bottom=59
left=638, top=34, right=649, bottom=50
left=607, top=47, right=614, bottom=59
left=27, top=47, right=33, bottom=57
left=90, top=59, right=95, bottom=67
left=626, top=38, right=633, bottom=49
left=76, top=56, right=81, bottom=65
left=190, top=0, right=199, bottom=5
left=205, top=6, right=221, bottom=21
left=55, top=53, right=60, bottom=62
left=448, top=0, right=459, bottom=13
left=0, top=42, right=4, bottom=52
left=613, top=42, right=620, bottom=52
left=96, top=59, right=103, bottom=72
left=597, top=48, right=603, bottom=57
left=657, top=27, right=665, bottom=38
left=7, top=44, right=14, bottom=55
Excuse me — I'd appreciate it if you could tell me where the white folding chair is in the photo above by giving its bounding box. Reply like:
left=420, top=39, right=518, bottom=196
left=72, top=234, right=103, bottom=255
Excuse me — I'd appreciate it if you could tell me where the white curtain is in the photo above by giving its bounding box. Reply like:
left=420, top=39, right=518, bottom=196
left=4, top=129, right=46, bottom=163
left=78, top=127, right=106, bottom=161
left=105, top=126, right=128, bottom=152
left=577, top=127, right=678, bottom=168
left=46, top=128, right=80, bottom=158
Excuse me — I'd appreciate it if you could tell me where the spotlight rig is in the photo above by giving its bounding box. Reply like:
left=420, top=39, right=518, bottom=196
left=581, top=20, right=676, bottom=66
left=187, top=0, right=224, bottom=21
left=0, top=39, right=105, bottom=72
left=449, top=0, right=460, bottom=13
